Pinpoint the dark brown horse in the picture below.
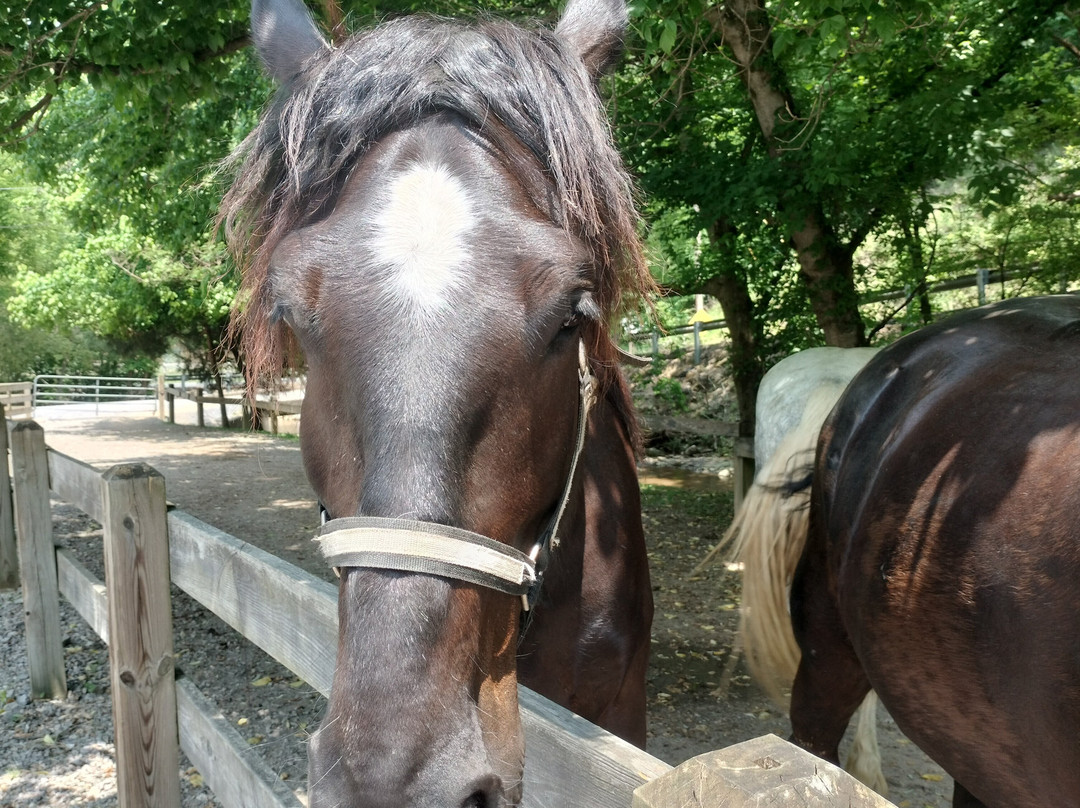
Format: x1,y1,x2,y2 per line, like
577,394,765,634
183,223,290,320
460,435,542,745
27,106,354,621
219,1,653,805
744,295,1080,807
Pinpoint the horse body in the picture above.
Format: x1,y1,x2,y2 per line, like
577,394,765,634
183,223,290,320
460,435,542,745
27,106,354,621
721,347,886,792
791,296,1080,807
222,2,652,805
753,346,880,468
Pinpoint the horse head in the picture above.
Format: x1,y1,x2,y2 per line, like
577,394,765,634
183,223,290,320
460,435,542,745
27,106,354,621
222,0,650,804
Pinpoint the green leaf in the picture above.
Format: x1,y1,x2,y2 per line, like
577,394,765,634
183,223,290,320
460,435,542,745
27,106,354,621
773,28,795,59
658,19,677,54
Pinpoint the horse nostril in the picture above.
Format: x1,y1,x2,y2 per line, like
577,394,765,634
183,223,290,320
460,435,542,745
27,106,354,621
460,775,502,808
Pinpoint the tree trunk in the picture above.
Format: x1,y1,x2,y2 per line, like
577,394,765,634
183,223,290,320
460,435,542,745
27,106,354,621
713,0,866,347
704,218,764,438
701,271,760,438
213,369,229,429
900,216,933,323
789,216,865,347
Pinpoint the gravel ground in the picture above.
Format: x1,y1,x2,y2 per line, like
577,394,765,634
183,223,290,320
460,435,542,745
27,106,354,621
1,403,952,807
1,502,323,808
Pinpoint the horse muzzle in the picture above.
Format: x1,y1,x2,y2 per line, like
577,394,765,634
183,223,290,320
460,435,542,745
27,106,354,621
306,704,522,808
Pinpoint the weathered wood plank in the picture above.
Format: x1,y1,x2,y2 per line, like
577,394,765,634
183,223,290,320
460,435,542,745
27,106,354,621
0,382,33,417
639,414,738,439
167,509,673,804
166,510,339,695
519,686,672,808
53,541,304,808
632,734,897,808
733,436,755,513
101,463,181,808
1,405,18,589
176,678,304,808
48,449,104,523
56,547,109,644
10,420,66,699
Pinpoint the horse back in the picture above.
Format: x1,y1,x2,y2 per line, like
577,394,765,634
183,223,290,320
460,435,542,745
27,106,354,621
813,296,1080,805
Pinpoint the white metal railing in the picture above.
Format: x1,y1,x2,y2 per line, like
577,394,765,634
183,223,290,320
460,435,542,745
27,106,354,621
32,375,157,411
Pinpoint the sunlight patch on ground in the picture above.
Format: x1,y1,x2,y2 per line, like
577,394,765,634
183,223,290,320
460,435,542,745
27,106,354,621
0,744,117,805
266,499,315,510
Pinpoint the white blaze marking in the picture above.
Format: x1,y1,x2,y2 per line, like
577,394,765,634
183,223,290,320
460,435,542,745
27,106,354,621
372,164,474,314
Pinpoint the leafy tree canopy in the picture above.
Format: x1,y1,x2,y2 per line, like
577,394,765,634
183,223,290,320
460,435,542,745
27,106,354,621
2,0,1078,429
620,0,1079,324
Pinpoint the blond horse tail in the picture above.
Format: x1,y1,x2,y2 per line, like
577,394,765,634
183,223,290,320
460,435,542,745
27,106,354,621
726,388,838,706
725,384,887,795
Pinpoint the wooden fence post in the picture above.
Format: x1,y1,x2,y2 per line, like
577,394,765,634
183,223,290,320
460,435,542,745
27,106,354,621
732,436,755,514
10,420,66,698
101,462,181,808
1,404,19,589
633,734,896,808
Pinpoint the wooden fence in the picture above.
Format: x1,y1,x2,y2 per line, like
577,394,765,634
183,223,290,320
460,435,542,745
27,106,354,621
627,267,1047,364
0,381,32,418
3,406,892,807
160,384,301,435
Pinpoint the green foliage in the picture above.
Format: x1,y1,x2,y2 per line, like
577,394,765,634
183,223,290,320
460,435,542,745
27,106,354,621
8,221,235,365
3,0,1079,396
653,376,689,412
0,2,251,145
619,0,1080,343
937,147,1080,291
0,318,154,381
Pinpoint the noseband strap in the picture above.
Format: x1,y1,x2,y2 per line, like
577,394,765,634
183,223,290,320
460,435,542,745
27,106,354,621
314,340,598,615
316,517,537,596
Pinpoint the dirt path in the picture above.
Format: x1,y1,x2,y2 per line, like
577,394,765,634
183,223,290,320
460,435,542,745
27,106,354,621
37,404,325,575
3,406,952,807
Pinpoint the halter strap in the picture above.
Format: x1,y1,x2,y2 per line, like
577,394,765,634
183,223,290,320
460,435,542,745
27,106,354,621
314,340,598,616
317,517,536,596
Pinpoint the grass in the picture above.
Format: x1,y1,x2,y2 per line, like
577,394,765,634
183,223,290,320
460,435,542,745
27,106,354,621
640,484,734,524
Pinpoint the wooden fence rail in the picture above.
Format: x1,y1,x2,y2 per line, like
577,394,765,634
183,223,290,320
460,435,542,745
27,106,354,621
0,381,32,418
625,267,1048,364
9,417,892,807
161,385,301,434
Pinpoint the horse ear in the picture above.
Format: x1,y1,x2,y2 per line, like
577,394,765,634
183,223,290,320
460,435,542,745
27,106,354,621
555,0,629,78
250,0,328,83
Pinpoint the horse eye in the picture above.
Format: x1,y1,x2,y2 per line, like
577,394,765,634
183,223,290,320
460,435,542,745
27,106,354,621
269,303,289,326
562,291,598,332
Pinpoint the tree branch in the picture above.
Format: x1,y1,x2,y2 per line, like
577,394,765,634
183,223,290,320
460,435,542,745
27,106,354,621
1053,33,1080,63
3,92,52,137
841,208,884,259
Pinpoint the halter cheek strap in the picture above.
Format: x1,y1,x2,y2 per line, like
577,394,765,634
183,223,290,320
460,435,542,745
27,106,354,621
314,340,598,617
